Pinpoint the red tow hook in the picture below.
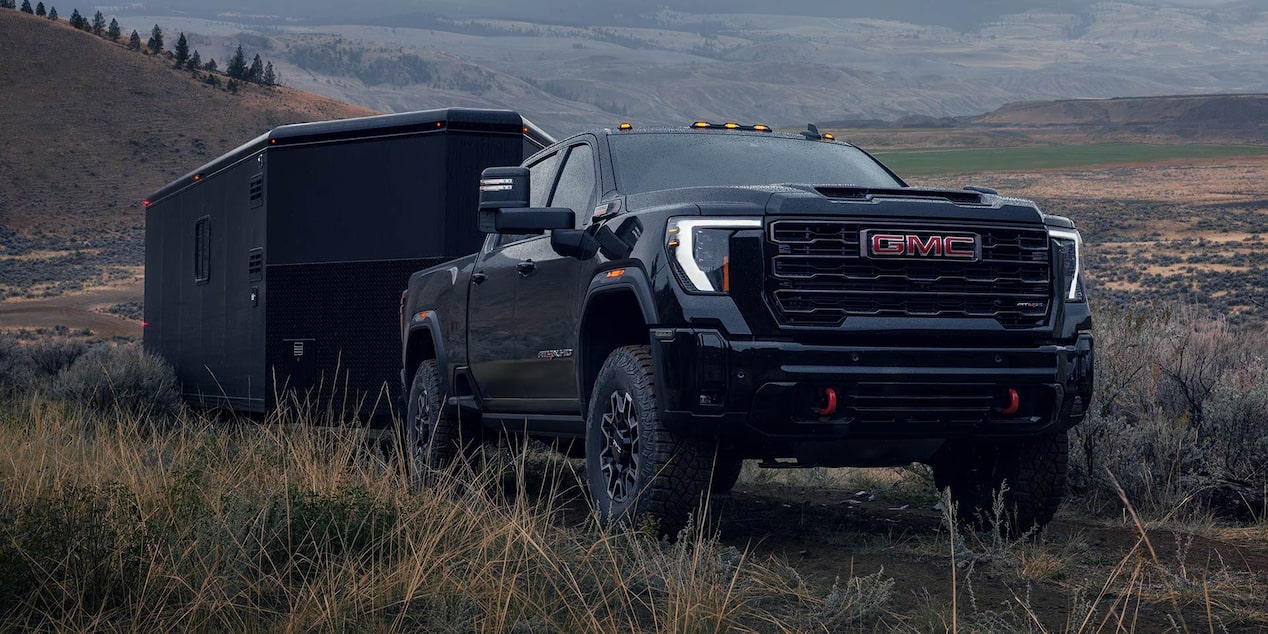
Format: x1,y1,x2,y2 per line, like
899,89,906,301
817,388,838,417
996,388,1020,416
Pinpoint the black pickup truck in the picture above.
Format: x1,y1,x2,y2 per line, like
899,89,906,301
400,122,1093,535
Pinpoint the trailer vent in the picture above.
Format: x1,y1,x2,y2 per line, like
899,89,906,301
249,174,264,208
247,248,264,282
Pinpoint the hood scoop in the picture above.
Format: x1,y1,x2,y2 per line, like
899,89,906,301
813,186,988,206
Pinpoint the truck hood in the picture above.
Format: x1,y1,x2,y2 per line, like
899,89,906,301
623,184,1046,224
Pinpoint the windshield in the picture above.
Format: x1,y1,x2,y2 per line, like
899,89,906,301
608,133,903,195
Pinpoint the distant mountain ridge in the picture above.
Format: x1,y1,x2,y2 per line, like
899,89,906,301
111,0,1268,135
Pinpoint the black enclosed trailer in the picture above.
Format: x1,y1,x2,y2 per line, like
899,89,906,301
143,108,553,421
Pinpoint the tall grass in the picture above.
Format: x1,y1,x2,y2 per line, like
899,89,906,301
0,394,890,631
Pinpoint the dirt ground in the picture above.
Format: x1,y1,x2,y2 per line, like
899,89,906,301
714,476,1268,632
0,280,141,338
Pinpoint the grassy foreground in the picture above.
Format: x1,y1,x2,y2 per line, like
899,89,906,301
0,400,888,632
871,143,1268,176
3,301,1268,631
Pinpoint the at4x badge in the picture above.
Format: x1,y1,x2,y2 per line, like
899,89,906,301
537,348,575,360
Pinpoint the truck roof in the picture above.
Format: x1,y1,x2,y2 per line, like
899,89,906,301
146,108,553,206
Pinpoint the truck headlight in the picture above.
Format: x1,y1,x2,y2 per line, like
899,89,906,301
1048,228,1085,303
666,217,762,293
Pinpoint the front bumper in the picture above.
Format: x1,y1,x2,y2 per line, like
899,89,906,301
650,328,1093,459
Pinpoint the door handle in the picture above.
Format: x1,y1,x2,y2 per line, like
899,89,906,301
471,272,488,285
516,259,537,276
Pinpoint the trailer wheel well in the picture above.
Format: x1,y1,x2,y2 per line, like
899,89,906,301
579,290,649,410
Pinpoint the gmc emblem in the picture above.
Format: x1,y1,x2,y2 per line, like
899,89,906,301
862,231,979,260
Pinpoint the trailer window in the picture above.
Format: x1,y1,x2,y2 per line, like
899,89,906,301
194,217,210,284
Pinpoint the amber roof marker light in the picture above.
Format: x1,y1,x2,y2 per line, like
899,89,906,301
688,121,774,132
618,122,633,130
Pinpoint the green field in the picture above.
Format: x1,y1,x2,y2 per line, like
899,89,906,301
869,143,1268,176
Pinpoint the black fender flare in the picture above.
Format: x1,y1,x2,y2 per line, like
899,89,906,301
576,267,658,407
402,310,448,396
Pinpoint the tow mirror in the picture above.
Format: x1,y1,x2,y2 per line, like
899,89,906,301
478,166,529,233
496,208,575,233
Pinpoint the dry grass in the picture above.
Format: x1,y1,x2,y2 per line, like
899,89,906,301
0,396,899,632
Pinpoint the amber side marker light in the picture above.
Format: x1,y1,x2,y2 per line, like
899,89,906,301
823,133,836,141
606,269,626,278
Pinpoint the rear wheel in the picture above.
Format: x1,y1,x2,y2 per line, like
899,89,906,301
403,359,480,482
586,345,714,536
932,431,1068,537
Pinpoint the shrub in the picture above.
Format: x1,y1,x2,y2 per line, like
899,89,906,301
1070,302,1268,518
53,344,179,419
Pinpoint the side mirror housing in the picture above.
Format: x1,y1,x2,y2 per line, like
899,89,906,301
479,166,530,233
495,208,576,233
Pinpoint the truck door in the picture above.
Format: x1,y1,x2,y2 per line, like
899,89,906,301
509,141,597,410
466,150,561,410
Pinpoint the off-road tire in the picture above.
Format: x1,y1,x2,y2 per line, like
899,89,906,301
932,431,1068,537
403,359,480,482
586,345,714,537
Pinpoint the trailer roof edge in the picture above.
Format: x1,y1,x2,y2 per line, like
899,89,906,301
146,108,555,207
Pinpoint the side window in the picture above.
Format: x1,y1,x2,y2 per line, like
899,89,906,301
529,152,561,207
494,151,561,248
548,144,596,228
194,216,210,284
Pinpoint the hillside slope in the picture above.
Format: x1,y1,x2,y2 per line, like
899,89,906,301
978,94,1268,138
0,9,376,242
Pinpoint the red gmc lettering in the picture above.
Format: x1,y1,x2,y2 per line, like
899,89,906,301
944,236,976,258
867,233,977,259
871,234,905,255
907,235,941,256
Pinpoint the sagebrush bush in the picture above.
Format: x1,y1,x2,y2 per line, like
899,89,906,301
0,335,87,395
52,344,179,418
1071,302,1268,517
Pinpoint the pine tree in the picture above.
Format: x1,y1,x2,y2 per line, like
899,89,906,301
205,58,217,73
91,11,104,35
107,18,120,41
127,29,141,51
262,61,276,86
188,50,201,71
47,5,57,20
226,78,239,94
69,9,87,29
34,2,44,16
173,32,189,68
20,0,32,13
247,53,263,83
0,1,13,10
147,23,162,54
226,45,247,80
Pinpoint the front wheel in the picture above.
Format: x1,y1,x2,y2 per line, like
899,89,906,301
932,431,1069,537
585,345,714,536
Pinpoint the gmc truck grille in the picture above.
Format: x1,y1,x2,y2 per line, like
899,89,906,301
766,220,1052,327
